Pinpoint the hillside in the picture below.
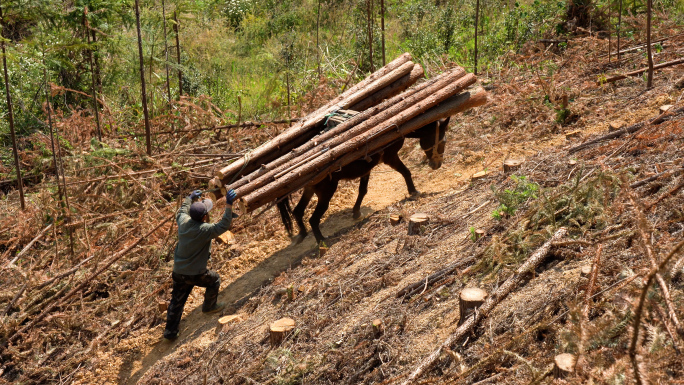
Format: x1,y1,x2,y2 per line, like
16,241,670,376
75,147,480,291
1,3,684,385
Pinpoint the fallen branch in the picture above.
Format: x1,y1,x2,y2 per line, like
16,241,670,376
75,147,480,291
630,165,683,189
400,227,567,385
3,215,172,346
568,106,684,154
599,57,684,85
3,222,54,269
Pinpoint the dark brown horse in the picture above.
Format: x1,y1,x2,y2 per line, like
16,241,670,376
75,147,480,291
278,117,450,243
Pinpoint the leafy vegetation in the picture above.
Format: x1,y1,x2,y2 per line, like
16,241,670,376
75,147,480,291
491,174,539,219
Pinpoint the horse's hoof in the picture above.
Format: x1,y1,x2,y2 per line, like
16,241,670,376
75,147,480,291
352,210,362,220
294,233,307,244
408,191,421,200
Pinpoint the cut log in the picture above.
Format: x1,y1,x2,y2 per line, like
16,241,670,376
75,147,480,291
471,170,491,180
503,159,523,173
408,213,429,235
269,317,296,346
599,57,684,85
234,68,470,201
228,66,439,195
553,353,576,378
372,319,384,338
390,214,402,226
158,301,168,313
565,130,582,140
458,288,487,325
215,314,240,335
239,79,484,212
349,63,425,112
216,55,414,184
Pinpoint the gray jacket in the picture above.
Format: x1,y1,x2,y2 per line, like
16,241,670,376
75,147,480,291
173,197,233,275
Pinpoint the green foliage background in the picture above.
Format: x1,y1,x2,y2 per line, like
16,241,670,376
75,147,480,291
0,0,680,168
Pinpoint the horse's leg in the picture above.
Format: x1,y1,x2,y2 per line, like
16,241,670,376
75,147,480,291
292,186,314,244
352,174,370,220
383,147,419,196
309,179,339,243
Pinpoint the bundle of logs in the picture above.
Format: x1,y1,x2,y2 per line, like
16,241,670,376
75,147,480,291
207,53,487,212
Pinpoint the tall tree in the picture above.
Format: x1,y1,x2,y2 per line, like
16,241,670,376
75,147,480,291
474,0,480,75
174,9,182,98
0,2,25,210
162,0,171,108
84,7,102,141
367,0,373,72
134,0,152,155
646,0,653,87
380,0,385,66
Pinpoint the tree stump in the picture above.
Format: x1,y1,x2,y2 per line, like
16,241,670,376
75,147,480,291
371,319,384,339
608,120,625,131
269,317,296,346
158,301,168,313
458,288,487,325
660,104,673,114
553,353,576,378
215,314,240,335
568,159,577,166
473,228,486,240
408,213,429,235
389,214,402,226
580,265,592,278
319,243,329,258
503,159,524,173
217,230,235,245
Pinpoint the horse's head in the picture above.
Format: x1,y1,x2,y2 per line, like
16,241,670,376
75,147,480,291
419,117,450,170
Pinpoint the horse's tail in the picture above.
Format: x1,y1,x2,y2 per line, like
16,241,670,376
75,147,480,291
277,197,294,235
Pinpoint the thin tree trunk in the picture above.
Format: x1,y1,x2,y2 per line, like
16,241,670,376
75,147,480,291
608,0,612,62
134,0,152,155
0,3,25,210
316,0,321,78
148,36,155,118
474,0,480,75
617,0,622,60
43,52,62,203
646,0,653,87
162,0,171,109
90,31,103,95
174,9,182,98
380,0,385,66
84,8,102,141
367,0,373,72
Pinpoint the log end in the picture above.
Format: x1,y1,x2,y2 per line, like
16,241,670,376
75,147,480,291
408,213,429,235
553,353,576,378
390,214,403,226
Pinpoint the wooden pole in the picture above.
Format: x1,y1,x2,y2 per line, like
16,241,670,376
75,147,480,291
0,3,25,210
134,0,152,156
174,9,183,98
84,7,102,142
646,0,653,88
367,0,373,72
162,0,172,109
316,0,321,78
617,0,622,60
380,0,385,66
474,0,480,75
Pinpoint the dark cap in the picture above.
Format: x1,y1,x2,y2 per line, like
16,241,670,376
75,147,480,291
189,198,213,222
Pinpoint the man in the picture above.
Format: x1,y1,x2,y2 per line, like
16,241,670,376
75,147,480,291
163,188,237,340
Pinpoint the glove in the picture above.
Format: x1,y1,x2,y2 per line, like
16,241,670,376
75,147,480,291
189,190,202,200
225,189,237,205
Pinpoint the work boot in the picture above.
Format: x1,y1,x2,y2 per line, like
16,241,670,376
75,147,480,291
202,302,225,314
163,329,179,340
